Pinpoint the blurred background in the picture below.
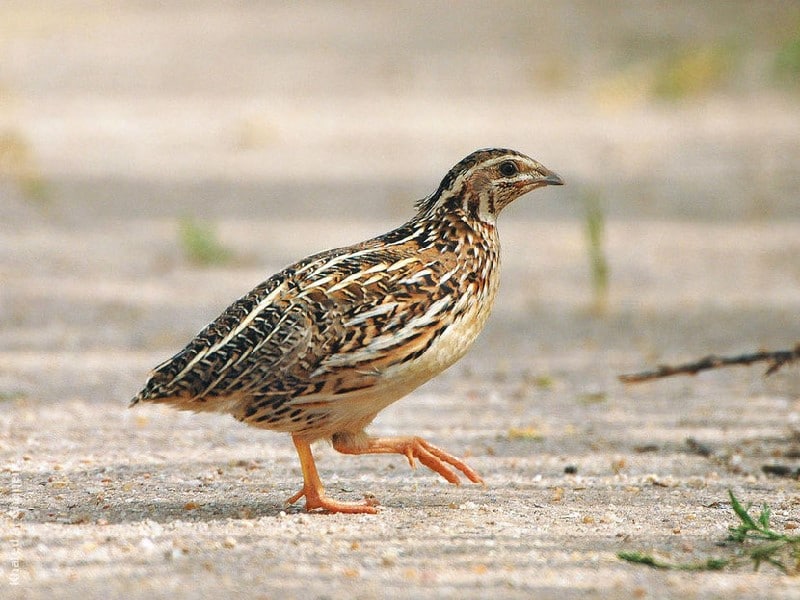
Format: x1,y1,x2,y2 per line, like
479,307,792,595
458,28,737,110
1,1,799,401
4,6,800,594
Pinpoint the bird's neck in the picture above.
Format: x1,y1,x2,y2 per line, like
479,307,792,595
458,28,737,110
396,210,499,272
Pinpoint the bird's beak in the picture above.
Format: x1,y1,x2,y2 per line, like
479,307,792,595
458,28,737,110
541,170,564,186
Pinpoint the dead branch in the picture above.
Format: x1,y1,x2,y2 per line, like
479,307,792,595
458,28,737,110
619,344,800,384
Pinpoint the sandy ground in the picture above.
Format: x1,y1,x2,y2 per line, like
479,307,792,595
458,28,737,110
2,2,800,599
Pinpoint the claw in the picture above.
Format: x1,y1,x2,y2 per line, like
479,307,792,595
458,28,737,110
291,434,379,514
286,487,378,514
334,435,483,486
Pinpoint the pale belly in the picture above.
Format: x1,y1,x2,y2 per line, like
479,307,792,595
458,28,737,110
284,267,502,438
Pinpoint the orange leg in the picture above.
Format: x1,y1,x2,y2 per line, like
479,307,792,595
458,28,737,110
286,434,379,514
333,435,484,486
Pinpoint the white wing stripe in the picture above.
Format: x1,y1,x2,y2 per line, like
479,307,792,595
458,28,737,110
343,302,398,327
169,282,286,384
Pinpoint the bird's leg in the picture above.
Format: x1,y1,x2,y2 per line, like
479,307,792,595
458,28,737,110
286,434,379,514
333,434,484,486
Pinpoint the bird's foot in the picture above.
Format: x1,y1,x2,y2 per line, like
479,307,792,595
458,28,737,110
289,434,379,514
334,435,484,486
285,486,379,514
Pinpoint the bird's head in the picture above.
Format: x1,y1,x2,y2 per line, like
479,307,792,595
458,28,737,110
416,148,563,222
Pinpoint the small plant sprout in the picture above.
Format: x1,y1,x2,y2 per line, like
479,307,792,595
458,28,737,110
582,189,609,314
178,217,235,267
619,490,800,574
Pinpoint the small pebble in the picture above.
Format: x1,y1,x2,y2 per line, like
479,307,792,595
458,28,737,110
138,538,156,555
762,464,797,478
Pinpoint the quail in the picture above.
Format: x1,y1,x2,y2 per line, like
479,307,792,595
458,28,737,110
132,148,564,513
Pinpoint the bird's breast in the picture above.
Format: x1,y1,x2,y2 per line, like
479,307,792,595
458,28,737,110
380,248,501,386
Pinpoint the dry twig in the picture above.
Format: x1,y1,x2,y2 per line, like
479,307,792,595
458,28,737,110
619,344,800,384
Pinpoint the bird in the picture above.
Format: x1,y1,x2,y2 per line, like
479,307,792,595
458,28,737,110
131,148,563,514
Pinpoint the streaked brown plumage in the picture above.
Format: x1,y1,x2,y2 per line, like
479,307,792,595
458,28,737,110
132,148,563,513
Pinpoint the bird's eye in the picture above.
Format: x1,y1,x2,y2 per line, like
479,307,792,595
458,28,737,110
499,161,517,177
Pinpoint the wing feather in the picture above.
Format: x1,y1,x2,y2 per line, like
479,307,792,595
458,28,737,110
132,234,463,410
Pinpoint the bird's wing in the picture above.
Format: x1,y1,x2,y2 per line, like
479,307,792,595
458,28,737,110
133,238,464,408
131,272,309,405
289,246,466,396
